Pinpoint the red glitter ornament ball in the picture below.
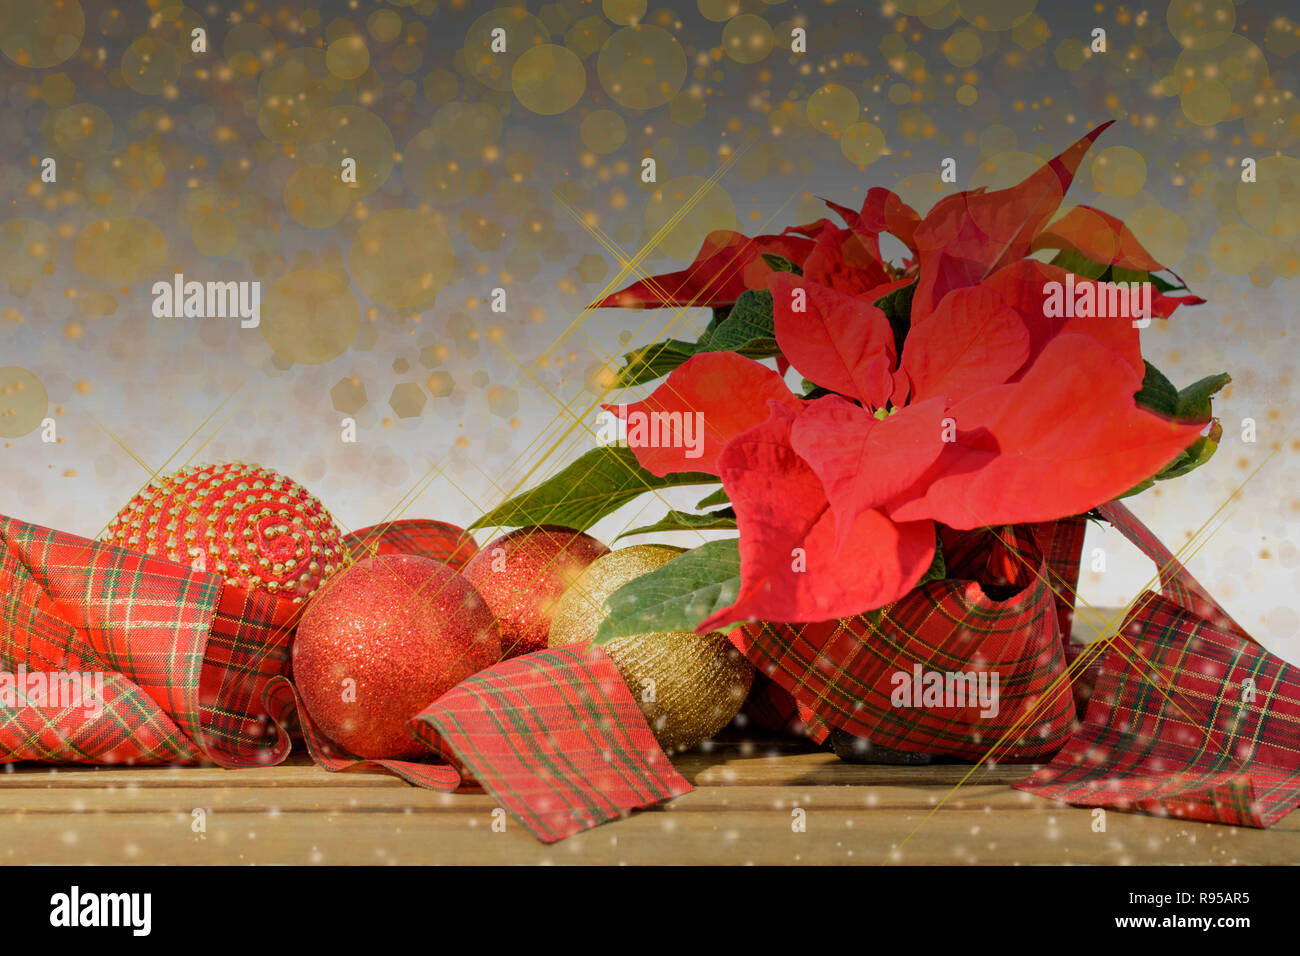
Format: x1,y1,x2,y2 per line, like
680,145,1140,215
462,525,609,659
104,462,348,603
293,554,501,760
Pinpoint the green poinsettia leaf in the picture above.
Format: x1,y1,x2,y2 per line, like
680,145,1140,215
1156,421,1223,480
695,487,730,509
468,445,716,532
1118,477,1156,498
700,289,775,349
614,337,781,387
1135,362,1230,424
594,538,742,644
1111,266,1183,294
1133,361,1180,417
1118,421,1222,499
1049,249,1109,281
612,290,780,387
614,338,704,388
761,253,801,275
873,280,915,357
615,508,737,541
1049,251,1186,293
1173,372,1232,421
706,306,728,335
1123,365,1228,498
917,537,947,587
800,378,833,399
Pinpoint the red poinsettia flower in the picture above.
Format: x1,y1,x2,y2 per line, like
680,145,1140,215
615,266,1202,628
607,122,1209,630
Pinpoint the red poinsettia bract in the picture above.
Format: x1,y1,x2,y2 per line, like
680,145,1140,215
607,123,1206,630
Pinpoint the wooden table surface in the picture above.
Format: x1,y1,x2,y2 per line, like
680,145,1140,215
1,729,1295,865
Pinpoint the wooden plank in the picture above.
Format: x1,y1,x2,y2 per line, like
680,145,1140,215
0,752,1044,792
0,753,1295,864
0,783,1040,814
0,792,1293,865
0,757,406,790
677,751,1040,787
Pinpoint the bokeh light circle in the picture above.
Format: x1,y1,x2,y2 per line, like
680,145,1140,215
429,100,503,159
326,35,369,79
0,218,56,296
644,176,737,260
512,43,586,115
1173,34,1268,127
722,14,773,64
73,217,167,284
349,209,455,310
1237,156,1300,240
597,25,687,110
284,164,353,228
464,7,550,93
959,0,1036,31
1208,223,1266,275
121,36,180,95
841,121,886,166
0,367,48,439
224,22,274,78
257,48,340,144
1091,145,1147,198
580,109,627,153
698,0,742,21
604,0,646,25
1167,0,1235,50
261,269,360,365
806,83,859,136
0,0,83,68
300,105,395,199
49,103,113,155
1127,205,1189,265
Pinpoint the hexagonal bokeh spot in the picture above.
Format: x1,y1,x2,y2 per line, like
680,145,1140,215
392,357,410,374
389,382,427,418
426,371,454,397
419,343,448,369
486,384,518,418
330,376,367,415
576,252,607,284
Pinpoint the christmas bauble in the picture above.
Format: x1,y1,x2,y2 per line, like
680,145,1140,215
462,525,609,658
105,462,348,604
549,545,755,754
292,553,501,759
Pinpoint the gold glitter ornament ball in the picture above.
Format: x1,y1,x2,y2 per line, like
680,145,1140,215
549,545,754,753
104,462,349,603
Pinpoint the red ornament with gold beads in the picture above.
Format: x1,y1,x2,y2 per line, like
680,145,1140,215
104,462,349,603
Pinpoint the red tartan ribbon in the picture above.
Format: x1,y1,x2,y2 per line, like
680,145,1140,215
1013,501,1300,828
0,515,688,843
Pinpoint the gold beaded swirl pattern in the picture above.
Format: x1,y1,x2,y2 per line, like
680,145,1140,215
104,462,350,602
